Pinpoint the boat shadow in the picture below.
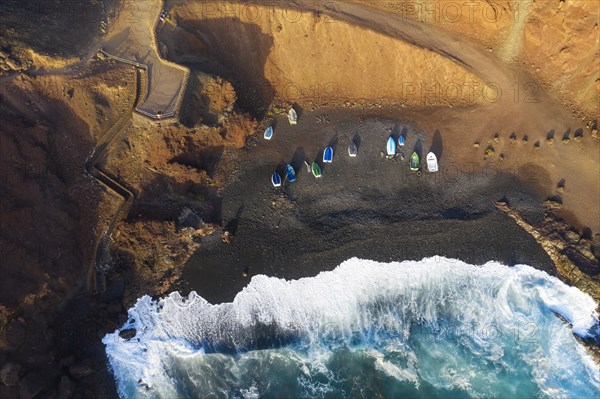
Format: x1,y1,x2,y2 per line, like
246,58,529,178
225,204,245,235
292,103,304,121
327,134,338,151
276,159,287,174
414,138,423,160
291,147,306,174
401,127,408,141
314,150,324,169
429,130,443,161
353,133,362,151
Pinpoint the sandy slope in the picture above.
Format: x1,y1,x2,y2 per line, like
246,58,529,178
352,0,599,118
162,0,599,232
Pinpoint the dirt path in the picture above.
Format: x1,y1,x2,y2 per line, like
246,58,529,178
83,69,145,292
100,0,188,118
1,0,189,119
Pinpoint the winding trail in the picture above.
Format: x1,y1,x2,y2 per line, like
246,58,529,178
82,0,188,292
79,0,187,292
84,68,146,292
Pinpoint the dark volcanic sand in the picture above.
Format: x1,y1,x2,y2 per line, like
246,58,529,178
182,110,554,304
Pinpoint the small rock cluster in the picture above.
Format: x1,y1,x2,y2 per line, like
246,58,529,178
0,49,31,74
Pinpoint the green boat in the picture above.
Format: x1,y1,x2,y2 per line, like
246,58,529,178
312,162,322,178
410,152,420,171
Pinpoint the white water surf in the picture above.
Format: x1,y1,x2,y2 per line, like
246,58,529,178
103,257,599,398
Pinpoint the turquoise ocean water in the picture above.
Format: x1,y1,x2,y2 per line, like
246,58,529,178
104,258,599,398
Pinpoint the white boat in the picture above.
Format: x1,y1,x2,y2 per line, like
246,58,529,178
426,152,438,172
264,126,273,140
288,108,298,125
348,142,357,157
386,136,396,157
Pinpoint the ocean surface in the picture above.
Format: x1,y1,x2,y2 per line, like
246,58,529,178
103,258,599,399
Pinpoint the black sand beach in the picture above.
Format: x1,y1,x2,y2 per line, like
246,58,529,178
182,110,555,303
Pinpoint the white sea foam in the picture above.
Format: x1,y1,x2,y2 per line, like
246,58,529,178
103,257,599,398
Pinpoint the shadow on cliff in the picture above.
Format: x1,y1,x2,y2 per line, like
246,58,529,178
160,17,275,120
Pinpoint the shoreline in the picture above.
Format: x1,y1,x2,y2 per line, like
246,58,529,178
181,112,559,303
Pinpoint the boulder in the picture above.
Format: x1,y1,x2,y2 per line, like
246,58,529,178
58,375,75,399
591,235,600,258
221,231,233,244
5,57,22,71
564,230,580,243
0,362,22,387
18,372,47,399
580,246,596,261
544,199,563,210
2,319,26,351
178,208,204,229
119,328,137,340
69,360,94,379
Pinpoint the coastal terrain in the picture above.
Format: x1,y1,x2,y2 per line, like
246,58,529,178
0,0,598,397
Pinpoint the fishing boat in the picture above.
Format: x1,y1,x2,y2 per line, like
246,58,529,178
410,152,420,171
288,108,298,125
323,147,333,163
386,136,396,157
427,152,438,172
348,142,358,157
285,164,297,182
271,172,282,187
263,126,274,140
312,162,322,178
398,134,405,146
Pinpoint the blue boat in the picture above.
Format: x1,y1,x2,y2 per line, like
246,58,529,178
264,126,274,140
386,136,396,157
323,147,334,163
398,134,405,146
271,172,282,187
285,165,297,182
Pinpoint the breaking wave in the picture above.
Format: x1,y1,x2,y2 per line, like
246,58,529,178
103,257,599,398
